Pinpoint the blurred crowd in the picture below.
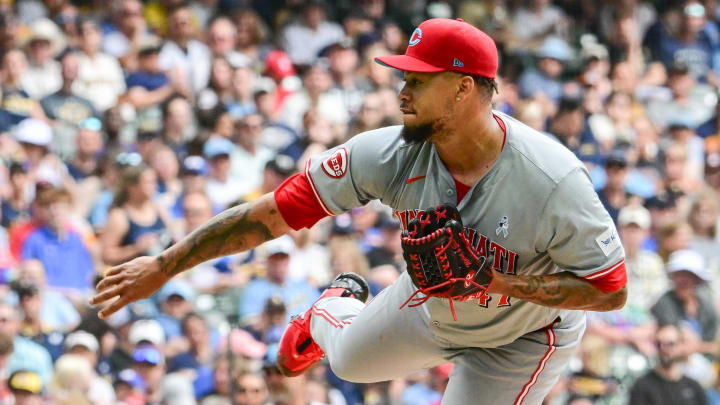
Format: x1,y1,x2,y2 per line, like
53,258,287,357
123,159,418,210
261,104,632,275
0,0,720,404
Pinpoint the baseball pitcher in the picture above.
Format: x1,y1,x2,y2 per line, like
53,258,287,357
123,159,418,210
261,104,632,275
92,18,627,405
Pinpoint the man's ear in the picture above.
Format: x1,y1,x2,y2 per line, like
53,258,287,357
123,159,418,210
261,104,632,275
455,75,475,102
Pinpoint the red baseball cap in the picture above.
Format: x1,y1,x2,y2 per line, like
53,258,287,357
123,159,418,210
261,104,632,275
375,18,498,79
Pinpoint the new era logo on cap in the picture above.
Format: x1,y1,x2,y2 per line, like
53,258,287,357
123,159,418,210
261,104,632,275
374,18,498,79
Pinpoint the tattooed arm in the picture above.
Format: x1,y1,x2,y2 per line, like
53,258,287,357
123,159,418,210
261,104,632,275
486,272,627,312
91,193,291,318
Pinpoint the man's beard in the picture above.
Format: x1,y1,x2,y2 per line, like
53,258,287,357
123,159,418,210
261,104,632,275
400,122,435,144
658,353,681,369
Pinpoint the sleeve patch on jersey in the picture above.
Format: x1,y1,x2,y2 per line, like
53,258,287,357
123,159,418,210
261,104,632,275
595,227,620,256
321,147,348,179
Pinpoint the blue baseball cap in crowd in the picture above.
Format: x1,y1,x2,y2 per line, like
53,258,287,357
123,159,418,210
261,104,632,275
536,36,573,62
157,280,195,302
181,155,207,176
605,148,628,167
132,346,164,366
203,137,234,159
78,117,102,131
114,368,147,391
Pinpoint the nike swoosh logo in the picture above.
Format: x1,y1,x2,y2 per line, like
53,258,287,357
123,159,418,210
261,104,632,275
406,175,426,184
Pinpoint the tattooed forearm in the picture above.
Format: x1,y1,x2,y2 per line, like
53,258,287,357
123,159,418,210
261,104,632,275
490,272,627,312
158,193,288,277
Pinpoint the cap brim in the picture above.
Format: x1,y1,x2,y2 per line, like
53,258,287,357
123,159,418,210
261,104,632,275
374,54,445,73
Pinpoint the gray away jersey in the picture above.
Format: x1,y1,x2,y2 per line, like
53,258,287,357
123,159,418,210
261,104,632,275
304,111,625,348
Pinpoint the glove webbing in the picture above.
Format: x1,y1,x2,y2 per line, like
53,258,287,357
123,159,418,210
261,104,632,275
400,228,488,321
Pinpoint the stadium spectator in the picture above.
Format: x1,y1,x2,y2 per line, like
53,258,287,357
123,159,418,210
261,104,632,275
279,0,345,67
100,164,171,265
158,4,211,94
75,17,126,112
22,20,62,100
7,370,44,405
20,187,94,293
518,36,572,105
652,249,718,354
645,1,716,80
628,324,709,404
40,50,96,129
240,235,320,324
0,302,53,385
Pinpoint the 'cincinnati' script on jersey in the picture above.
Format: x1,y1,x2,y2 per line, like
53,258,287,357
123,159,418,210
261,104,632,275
394,209,519,276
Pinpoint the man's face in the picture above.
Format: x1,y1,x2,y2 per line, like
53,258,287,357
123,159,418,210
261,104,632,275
138,53,160,72
656,326,682,367
46,200,70,233
303,66,332,94
19,261,46,288
166,98,191,130
162,295,191,319
208,20,235,55
538,58,563,78
234,374,268,405
169,9,193,40
185,317,207,346
134,362,164,390
210,155,230,179
29,40,52,64
19,292,41,318
119,0,144,33
80,22,101,53
664,149,687,182
60,53,78,81
77,129,102,156
398,72,459,144
618,223,646,249
266,253,289,284
605,162,628,188
304,6,325,28
183,194,212,232
329,48,358,75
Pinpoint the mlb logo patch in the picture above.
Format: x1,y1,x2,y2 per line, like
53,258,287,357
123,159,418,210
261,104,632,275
321,147,349,179
595,227,620,256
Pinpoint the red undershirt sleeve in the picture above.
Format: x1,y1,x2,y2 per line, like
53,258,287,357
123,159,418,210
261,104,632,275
274,172,332,230
582,259,627,292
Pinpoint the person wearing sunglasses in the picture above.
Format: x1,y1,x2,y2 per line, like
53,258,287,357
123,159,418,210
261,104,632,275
628,324,708,405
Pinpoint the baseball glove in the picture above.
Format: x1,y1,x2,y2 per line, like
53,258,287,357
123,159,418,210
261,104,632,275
400,204,493,320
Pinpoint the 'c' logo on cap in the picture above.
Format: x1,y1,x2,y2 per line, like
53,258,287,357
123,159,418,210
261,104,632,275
408,28,422,46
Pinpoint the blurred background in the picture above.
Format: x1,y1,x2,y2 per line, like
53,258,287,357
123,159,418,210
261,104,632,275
0,0,718,404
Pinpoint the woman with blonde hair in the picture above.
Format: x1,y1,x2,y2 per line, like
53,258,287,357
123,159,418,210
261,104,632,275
689,188,720,276
328,237,369,280
100,164,172,265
